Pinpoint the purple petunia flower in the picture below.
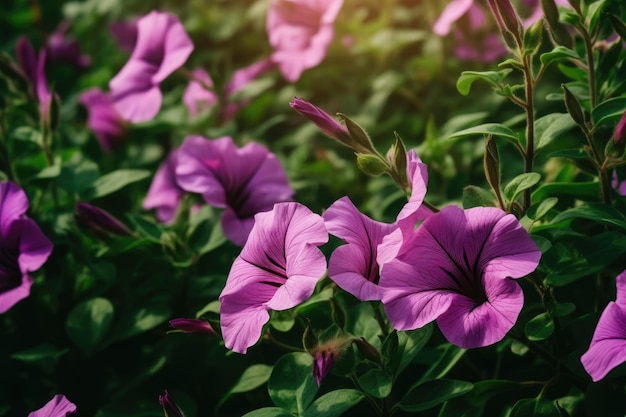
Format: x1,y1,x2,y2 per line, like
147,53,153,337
175,136,293,246
28,394,76,417
267,0,343,82
0,182,53,314
79,88,127,152
109,18,139,53
183,68,218,118
46,22,91,69
109,10,194,123
219,202,328,353
313,349,336,386
323,196,397,301
379,205,540,349
581,270,626,381
143,149,186,224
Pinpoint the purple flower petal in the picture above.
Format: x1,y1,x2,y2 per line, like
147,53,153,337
380,205,540,348
324,196,396,301
220,202,327,353
143,149,186,224
109,18,139,52
581,302,626,382
46,22,91,69
267,0,343,82
28,394,76,417
183,68,217,118
396,150,431,228
176,136,293,246
15,36,38,86
79,88,126,152
289,97,352,147
109,11,194,122
433,0,475,36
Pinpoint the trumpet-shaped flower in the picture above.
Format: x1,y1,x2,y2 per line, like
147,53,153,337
109,11,193,122
183,68,218,118
176,136,293,246
324,196,397,301
143,149,186,224
79,88,126,152
581,270,626,381
267,0,343,82
0,182,53,314
28,394,76,417
220,202,328,353
380,205,540,349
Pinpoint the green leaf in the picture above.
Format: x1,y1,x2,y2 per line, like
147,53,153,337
83,169,151,200
456,70,511,96
531,181,598,203
66,297,114,355
462,185,497,209
552,302,576,317
551,203,626,231
504,172,542,203
241,407,294,417
10,343,68,364
439,380,526,417
358,369,392,398
270,310,296,332
540,46,580,67
535,113,578,152
525,197,558,221
268,352,318,415
108,296,170,343
525,312,555,341
445,123,520,146
303,389,364,417
419,344,466,384
399,379,473,412
591,97,626,126
218,364,273,409
396,325,433,375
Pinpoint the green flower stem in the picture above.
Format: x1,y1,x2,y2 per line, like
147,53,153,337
522,54,536,211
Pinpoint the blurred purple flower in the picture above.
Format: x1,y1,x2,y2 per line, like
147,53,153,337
612,171,626,196
219,202,328,353
183,68,218,118
380,205,540,349
289,97,352,148
433,0,476,36
46,22,91,69
75,202,132,237
79,88,127,152
0,182,53,314
581,270,626,381
109,11,194,123
176,136,293,246
15,37,54,122
159,390,185,417
222,58,275,121
143,149,186,224
267,0,343,82
324,196,397,301
109,18,139,53
169,318,216,335
28,394,76,417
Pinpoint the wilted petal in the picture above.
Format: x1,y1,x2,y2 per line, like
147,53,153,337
220,202,327,353
581,302,626,381
324,196,396,300
28,394,76,417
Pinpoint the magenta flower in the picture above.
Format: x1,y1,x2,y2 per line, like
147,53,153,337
267,0,343,82
581,270,626,381
0,182,53,314
176,136,293,246
395,150,431,228
75,202,132,237
289,97,353,148
313,349,336,386
612,171,626,196
323,196,397,301
79,88,127,152
109,11,194,123
28,394,76,417
219,202,328,353
109,18,139,53
143,149,186,224
183,68,218,118
46,22,91,69
15,37,53,122
433,0,476,36
169,318,216,335
380,205,540,349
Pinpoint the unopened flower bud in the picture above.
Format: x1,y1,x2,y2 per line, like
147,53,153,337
289,97,352,147
353,337,382,365
313,348,337,386
486,0,522,47
169,318,216,335
614,111,626,145
75,202,133,237
159,390,185,417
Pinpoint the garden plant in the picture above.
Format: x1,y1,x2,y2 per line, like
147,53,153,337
2,0,626,416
